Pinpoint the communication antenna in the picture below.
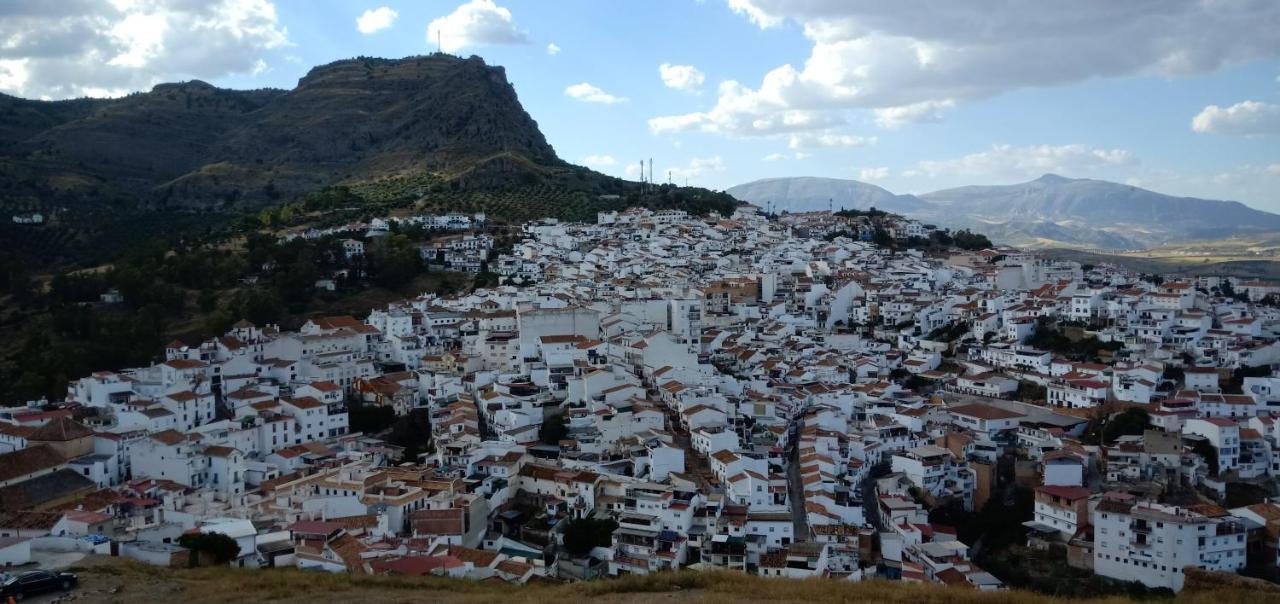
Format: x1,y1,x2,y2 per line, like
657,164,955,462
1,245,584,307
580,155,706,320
668,170,672,185
437,30,442,54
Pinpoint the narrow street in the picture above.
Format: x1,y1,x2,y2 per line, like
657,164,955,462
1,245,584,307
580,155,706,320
862,461,891,532
786,436,811,541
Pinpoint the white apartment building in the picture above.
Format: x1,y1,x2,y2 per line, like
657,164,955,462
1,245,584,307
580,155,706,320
1093,496,1247,591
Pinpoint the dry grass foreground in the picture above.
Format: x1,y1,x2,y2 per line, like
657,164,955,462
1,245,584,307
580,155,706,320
60,555,1277,604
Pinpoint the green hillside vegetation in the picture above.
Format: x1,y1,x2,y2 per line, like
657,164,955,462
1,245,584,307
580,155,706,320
0,226,469,403
0,54,738,275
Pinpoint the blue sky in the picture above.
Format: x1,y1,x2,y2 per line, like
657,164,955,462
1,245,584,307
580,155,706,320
1,0,1278,208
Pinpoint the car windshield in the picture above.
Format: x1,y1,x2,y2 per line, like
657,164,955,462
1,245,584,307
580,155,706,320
1,576,18,586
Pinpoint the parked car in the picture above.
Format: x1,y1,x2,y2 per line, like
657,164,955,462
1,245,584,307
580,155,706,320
0,570,78,601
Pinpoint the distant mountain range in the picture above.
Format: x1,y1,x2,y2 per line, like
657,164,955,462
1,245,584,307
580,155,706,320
726,174,1280,250
718,176,932,215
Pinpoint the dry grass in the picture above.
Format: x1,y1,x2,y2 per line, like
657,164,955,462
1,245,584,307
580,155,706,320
64,556,1276,604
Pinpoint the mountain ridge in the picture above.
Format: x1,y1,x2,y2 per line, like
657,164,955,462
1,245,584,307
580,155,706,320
727,173,1280,250
0,54,567,211
725,175,932,214
0,54,737,271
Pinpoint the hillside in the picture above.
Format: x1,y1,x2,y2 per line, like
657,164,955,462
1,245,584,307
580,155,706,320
726,174,1280,250
0,54,736,270
0,55,563,210
52,555,1280,604
919,174,1280,249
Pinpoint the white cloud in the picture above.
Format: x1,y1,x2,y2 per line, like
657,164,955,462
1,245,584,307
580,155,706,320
659,63,705,92
565,82,627,104
1268,163,1280,175
763,153,788,161
874,99,955,128
651,1,1280,138
427,0,528,53
793,152,812,160
788,132,875,149
859,167,889,180
1191,100,1280,135
665,156,725,184
0,59,30,93
581,154,617,167
727,0,783,28
0,0,288,99
908,144,1135,182
356,6,397,34
546,42,561,55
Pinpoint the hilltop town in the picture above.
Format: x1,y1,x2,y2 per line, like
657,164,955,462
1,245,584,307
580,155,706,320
3,205,1280,596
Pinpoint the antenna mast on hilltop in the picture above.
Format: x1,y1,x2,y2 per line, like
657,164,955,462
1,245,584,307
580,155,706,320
437,30,442,54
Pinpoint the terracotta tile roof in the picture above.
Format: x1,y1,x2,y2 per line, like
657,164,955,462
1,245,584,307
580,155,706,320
0,445,66,483
411,508,465,536
150,429,187,446
27,416,95,442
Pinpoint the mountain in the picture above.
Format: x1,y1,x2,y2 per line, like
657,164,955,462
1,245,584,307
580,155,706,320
726,174,1280,250
725,176,933,214
0,54,736,270
0,54,565,210
918,174,1280,249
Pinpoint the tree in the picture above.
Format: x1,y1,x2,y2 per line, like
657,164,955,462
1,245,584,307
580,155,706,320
369,233,421,291
1191,439,1219,477
928,230,954,248
904,374,931,392
952,229,993,250
1016,381,1047,402
1085,407,1150,445
473,264,500,289
178,531,241,566
348,399,396,435
540,412,568,445
275,259,321,311
561,517,618,557
872,227,894,248
387,408,433,462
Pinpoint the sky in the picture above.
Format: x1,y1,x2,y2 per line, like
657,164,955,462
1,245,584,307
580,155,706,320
1,0,1279,209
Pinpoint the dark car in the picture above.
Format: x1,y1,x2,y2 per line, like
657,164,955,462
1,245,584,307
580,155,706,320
0,570,78,601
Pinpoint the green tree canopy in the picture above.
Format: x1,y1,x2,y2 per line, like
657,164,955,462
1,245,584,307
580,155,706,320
562,517,618,557
178,532,241,565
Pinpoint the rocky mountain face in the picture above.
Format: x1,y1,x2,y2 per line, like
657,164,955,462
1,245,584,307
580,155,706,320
0,54,564,210
728,174,1280,249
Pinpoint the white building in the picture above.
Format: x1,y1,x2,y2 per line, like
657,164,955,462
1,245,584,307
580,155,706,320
1092,496,1246,591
